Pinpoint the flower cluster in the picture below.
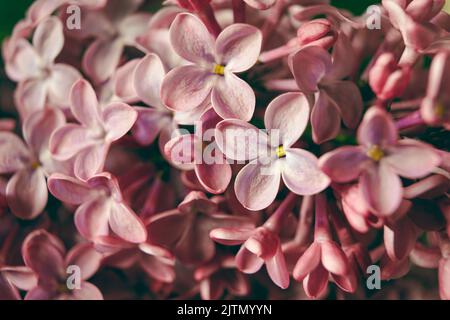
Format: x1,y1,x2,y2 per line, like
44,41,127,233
0,0,449,300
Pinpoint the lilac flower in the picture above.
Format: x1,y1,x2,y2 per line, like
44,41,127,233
319,107,441,216
216,92,330,211
50,79,137,181
161,13,262,121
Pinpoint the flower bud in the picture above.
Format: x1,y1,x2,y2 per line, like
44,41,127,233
297,19,337,50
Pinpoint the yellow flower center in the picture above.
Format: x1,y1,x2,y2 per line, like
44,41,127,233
276,145,286,158
31,161,40,170
213,64,225,76
367,145,384,162
435,101,446,118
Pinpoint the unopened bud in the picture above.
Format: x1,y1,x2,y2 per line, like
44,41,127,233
297,19,337,50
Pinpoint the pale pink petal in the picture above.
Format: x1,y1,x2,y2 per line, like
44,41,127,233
32,17,63,64
74,198,110,240
118,13,151,44
0,132,31,173
209,227,254,245
70,282,103,300
303,263,329,298
15,79,47,118
164,134,200,166
215,119,268,161
243,0,276,9
289,46,332,93
195,162,232,194
169,13,215,64
132,107,169,145
161,65,214,112
0,266,38,291
47,173,92,205
211,73,255,121
113,59,139,103
5,39,41,81
102,102,137,142
25,286,55,300
49,125,95,161
215,24,262,73
235,246,264,274
264,92,310,148
282,148,330,196
357,107,398,148
74,143,108,181
6,168,47,220
70,79,101,127
318,146,369,183
384,140,441,179
83,38,123,83
133,53,166,107
320,241,349,276
311,90,341,144
266,247,290,289
66,243,103,280
234,159,280,211
109,202,147,243
360,162,403,216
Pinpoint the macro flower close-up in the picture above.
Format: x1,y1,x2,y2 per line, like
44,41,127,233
0,0,449,305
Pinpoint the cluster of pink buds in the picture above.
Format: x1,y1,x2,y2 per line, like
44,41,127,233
0,0,449,300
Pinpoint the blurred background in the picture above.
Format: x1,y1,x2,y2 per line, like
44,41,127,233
0,0,449,43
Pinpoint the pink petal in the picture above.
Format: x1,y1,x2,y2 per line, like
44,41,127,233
282,148,330,195
215,24,262,73
0,266,38,291
161,65,214,112
439,258,450,300
5,39,41,81
384,140,441,179
289,46,332,93
102,102,138,142
113,59,139,103
25,286,54,300
139,255,175,283
66,243,103,280
109,202,147,243
293,242,322,281
0,132,30,173
147,209,190,248
357,107,398,148
235,246,264,274
82,38,123,83
303,263,329,299
70,79,101,127
50,124,95,160
70,282,103,300
264,92,310,148
215,119,268,161
318,146,369,183
195,162,232,194
243,0,276,9
133,53,166,107
118,13,151,44
132,107,169,145
200,279,225,300
360,162,403,216
74,198,110,240
169,13,215,64
311,90,341,144
6,168,47,220
211,73,255,121
209,227,254,245
234,159,280,211
320,241,349,276
74,143,108,181
164,134,200,166
266,247,290,289
32,17,63,64
47,173,92,205
0,273,21,300
384,217,417,261
410,244,441,268
15,79,47,118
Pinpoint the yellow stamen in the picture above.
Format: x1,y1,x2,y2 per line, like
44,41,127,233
367,145,384,162
31,161,40,170
213,64,225,76
435,101,446,118
276,145,286,158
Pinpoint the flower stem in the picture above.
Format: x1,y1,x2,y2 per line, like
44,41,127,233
294,195,314,245
232,0,246,23
314,193,332,241
190,0,222,37
395,110,425,130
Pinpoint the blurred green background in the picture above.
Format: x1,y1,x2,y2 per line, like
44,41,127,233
0,0,449,42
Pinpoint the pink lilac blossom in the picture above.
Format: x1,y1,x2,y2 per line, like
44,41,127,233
0,0,448,301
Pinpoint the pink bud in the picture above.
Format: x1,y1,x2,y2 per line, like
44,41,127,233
297,19,337,50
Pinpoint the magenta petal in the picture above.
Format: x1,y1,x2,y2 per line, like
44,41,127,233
6,168,47,220
102,102,137,142
360,163,403,216
266,247,290,289
215,24,262,73
74,198,110,240
161,65,214,112
234,160,280,211
47,173,92,205
290,46,332,94
318,146,369,183
109,202,147,243
235,246,264,274
357,107,398,148
264,92,310,148
169,13,215,64
211,73,255,121
384,140,441,179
